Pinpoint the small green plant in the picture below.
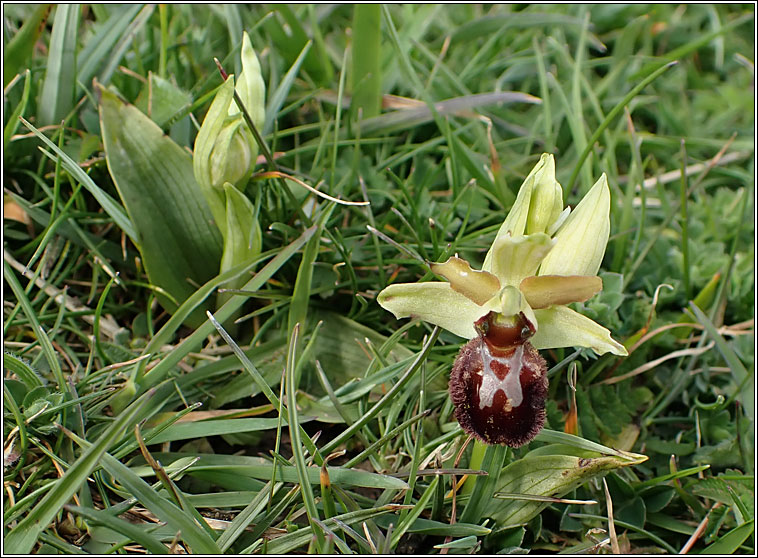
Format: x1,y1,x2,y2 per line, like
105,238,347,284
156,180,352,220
2,4,753,554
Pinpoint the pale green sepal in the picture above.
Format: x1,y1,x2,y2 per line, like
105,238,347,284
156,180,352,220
233,32,266,132
193,76,235,226
531,305,627,356
539,174,610,277
377,282,495,339
487,233,555,287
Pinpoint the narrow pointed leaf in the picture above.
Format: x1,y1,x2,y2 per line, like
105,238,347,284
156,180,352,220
2,389,156,554
3,4,52,87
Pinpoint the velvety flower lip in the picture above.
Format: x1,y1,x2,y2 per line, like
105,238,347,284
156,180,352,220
376,154,627,357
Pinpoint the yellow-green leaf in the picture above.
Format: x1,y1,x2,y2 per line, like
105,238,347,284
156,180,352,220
485,449,647,525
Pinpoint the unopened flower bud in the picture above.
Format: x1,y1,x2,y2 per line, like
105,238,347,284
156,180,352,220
193,32,265,229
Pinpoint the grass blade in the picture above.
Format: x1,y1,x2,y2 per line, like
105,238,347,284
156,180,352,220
139,224,316,389
98,452,221,554
3,4,52,86
264,40,311,135
19,116,137,240
76,4,142,91
3,387,156,553
65,505,169,554
4,69,32,144
38,4,80,126
351,5,382,120
286,323,325,550
689,303,753,421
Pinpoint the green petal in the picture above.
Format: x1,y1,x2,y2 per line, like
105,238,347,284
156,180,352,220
487,232,554,286
430,256,500,305
520,275,602,309
530,305,627,356
377,282,495,339
539,174,610,277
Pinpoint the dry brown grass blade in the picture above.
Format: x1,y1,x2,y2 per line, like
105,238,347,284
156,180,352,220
600,342,715,385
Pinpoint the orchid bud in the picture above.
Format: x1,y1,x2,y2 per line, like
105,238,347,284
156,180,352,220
193,32,265,230
208,117,256,192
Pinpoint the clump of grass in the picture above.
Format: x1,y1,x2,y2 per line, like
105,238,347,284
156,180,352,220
3,4,754,554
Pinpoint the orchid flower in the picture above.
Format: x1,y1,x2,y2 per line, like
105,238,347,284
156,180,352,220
376,154,627,446
377,153,627,358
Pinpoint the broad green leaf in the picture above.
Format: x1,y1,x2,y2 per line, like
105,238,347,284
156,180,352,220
135,73,193,129
311,312,415,393
2,388,155,554
38,4,80,126
484,450,647,526
98,86,223,324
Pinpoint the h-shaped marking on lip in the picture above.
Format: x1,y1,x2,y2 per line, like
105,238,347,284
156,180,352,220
477,343,525,410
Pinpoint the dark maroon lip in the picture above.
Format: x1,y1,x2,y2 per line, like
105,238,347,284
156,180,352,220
449,311,548,447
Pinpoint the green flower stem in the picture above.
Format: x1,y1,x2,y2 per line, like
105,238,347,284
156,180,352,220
679,140,691,300
461,439,487,496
